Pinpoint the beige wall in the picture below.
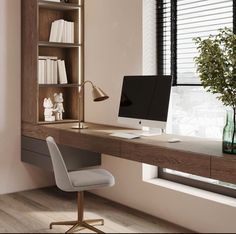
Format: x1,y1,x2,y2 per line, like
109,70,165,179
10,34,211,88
0,0,54,195
84,0,236,233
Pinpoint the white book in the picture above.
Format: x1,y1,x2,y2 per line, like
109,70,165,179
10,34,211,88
59,20,74,43
51,59,55,84
67,21,70,43
57,20,65,43
62,21,68,43
51,60,54,84
53,60,58,84
58,60,68,84
68,22,72,43
46,59,51,84
42,60,46,84
38,60,42,84
58,60,63,84
49,21,59,42
61,60,68,84
38,60,46,84
71,22,74,43
63,21,73,43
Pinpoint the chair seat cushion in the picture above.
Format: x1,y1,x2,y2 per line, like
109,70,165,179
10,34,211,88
69,169,115,191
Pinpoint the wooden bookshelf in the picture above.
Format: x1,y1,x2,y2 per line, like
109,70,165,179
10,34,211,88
21,0,84,124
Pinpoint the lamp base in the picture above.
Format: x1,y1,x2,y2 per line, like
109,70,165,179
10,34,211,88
71,122,88,129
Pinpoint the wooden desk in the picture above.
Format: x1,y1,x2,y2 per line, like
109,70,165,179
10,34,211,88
22,122,236,184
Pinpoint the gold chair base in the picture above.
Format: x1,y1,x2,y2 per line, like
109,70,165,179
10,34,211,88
50,192,105,233
50,218,105,233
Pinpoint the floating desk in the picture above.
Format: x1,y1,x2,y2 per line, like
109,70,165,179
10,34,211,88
22,122,236,184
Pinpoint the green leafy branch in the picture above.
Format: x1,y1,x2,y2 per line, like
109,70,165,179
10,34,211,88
194,27,236,108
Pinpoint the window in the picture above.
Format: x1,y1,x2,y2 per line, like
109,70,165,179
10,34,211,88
156,0,236,196
157,0,235,85
159,168,236,198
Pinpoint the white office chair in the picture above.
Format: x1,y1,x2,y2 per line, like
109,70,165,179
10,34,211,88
46,137,115,233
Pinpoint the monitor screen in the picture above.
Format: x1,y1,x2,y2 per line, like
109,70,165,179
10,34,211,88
118,76,172,129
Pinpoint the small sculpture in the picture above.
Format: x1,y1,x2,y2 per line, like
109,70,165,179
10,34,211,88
43,98,55,122
54,93,65,121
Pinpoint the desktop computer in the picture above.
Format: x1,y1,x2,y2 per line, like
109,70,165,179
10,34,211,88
111,75,172,139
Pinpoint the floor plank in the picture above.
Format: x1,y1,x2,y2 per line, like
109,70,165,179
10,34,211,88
0,187,192,233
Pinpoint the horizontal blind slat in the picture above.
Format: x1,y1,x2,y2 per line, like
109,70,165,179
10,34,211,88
178,1,232,12
178,0,230,7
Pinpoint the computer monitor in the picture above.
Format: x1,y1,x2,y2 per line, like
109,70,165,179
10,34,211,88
118,75,172,132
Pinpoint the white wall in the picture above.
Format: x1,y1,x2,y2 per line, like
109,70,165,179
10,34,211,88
84,0,236,233
0,0,54,195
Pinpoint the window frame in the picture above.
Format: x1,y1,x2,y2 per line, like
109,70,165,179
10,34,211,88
157,0,236,86
158,168,236,198
156,1,236,196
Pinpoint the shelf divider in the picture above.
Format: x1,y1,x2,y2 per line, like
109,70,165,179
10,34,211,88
39,84,80,88
38,41,81,48
38,119,78,125
38,0,81,11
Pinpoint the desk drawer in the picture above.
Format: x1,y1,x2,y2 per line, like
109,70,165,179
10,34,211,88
22,149,53,171
22,136,101,171
22,136,49,155
211,157,236,184
121,141,211,178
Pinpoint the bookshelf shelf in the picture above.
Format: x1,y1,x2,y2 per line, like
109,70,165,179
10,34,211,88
38,119,78,125
38,0,81,11
39,84,80,88
22,0,83,124
38,41,81,48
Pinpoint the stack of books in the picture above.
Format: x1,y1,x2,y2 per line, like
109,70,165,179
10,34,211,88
49,19,75,43
38,56,68,84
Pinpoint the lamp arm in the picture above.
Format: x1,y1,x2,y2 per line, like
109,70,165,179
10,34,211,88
77,80,95,129
79,80,95,89
76,80,108,129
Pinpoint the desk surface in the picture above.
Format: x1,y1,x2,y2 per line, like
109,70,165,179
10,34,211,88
22,122,236,184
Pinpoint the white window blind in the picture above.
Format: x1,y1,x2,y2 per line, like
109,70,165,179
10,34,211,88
163,0,233,85
143,0,157,75
163,0,171,76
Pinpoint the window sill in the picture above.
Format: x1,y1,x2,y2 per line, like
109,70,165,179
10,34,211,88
144,178,236,207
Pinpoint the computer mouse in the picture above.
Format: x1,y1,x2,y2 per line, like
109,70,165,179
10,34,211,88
168,138,181,143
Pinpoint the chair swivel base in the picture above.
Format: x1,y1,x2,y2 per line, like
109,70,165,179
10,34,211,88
50,218,105,233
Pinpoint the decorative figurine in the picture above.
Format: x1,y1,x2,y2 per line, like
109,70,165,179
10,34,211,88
54,93,65,121
43,98,55,122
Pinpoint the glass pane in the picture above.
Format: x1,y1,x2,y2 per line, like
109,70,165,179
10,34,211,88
163,168,236,190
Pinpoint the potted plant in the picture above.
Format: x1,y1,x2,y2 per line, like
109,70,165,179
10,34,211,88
194,27,236,154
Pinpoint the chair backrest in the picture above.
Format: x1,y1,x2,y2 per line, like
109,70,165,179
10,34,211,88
46,137,72,192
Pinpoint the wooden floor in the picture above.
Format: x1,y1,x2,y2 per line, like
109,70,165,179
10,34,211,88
0,187,191,233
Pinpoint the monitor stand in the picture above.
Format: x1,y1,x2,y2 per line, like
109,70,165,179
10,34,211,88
137,127,164,137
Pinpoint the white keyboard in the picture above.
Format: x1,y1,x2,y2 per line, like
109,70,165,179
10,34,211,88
110,132,140,139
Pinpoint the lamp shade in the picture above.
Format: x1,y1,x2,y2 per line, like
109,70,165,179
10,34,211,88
92,86,109,102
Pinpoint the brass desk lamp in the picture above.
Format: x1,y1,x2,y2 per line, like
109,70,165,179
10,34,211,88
72,80,109,129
